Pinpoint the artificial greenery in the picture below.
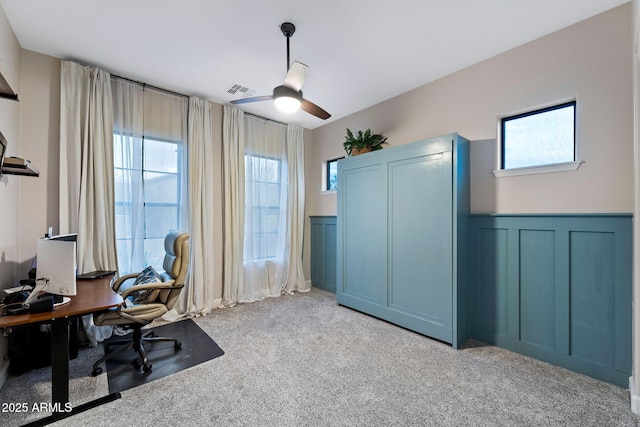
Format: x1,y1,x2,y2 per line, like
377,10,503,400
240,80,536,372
343,128,388,156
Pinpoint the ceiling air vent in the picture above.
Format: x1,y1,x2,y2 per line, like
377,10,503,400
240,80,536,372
226,84,255,97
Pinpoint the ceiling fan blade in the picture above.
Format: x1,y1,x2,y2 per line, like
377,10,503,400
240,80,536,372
230,95,273,105
284,61,308,91
301,99,331,120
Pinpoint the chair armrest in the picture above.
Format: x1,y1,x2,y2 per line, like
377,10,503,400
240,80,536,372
112,272,140,292
114,304,161,324
117,309,147,324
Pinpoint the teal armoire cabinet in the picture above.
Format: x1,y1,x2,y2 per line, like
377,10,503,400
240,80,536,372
337,133,469,348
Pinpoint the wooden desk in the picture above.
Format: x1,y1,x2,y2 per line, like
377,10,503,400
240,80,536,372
0,276,123,426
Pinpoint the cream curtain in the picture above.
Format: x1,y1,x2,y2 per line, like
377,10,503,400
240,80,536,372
283,124,310,293
221,106,245,306
111,78,144,274
60,60,118,345
144,86,189,248
59,60,118,274
221,106,308,306
166,97,217,318
242,115,288,301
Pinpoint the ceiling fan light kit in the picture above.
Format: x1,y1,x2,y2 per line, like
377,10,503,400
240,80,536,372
230,22,331,120
273,85,302,113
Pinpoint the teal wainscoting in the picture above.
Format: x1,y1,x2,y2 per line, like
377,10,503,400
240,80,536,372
310,216,337,293
469,214,632,387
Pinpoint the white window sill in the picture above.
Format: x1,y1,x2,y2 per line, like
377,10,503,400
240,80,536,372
492,160,584,178
321,190,337,195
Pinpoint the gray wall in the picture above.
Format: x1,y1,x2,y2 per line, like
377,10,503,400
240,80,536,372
305,4,633,218
0,3,22,386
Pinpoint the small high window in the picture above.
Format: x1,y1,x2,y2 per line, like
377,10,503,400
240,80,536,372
325,157,343,191
501,101,576,170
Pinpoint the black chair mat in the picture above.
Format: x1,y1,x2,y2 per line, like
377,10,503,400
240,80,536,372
103,319,224,394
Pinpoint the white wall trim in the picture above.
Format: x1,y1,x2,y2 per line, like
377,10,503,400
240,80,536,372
632,0,640,415
492,160,583,177
631,376,640,414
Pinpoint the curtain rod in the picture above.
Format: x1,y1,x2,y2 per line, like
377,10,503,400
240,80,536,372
112,72,288,127
245,112,288,127
66,59,188,98
111,74,189,99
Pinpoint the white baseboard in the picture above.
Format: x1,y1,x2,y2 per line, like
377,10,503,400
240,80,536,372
630,376,639,414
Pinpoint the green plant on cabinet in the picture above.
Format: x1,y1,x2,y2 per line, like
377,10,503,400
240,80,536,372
343,128,388,156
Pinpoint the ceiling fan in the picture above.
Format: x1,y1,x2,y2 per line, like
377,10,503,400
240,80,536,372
230,22,331,120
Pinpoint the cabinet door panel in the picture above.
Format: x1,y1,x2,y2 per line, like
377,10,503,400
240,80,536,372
388,152,453,331
341,164,386,304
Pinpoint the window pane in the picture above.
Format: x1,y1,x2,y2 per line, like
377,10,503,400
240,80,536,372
114,204,133,239
113,169,127,204
114,169,144,205
502,102,575,169
113,135,124,169
144,237,166,270
327,159,340,191
144,171,178,204
114,134,143,170
265,208,280,232
115,238,134,268
144,138,178,173
247,156,279,183
250,182,280,207
145,205,178,239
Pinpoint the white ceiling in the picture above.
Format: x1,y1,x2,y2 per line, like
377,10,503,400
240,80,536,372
0,0,629,129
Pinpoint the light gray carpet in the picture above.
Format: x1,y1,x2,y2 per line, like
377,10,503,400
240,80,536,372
0,288,637,426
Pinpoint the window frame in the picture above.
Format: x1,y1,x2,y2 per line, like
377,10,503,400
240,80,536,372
113,135,182,269
500,100,577,171
141,136,182,241
323,156,344,192
243,154,283,262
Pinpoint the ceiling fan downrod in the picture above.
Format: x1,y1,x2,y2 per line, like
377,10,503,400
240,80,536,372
281,22,296,72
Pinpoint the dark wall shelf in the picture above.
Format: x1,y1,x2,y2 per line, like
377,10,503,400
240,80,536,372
1,157,39,177
0,70,19,101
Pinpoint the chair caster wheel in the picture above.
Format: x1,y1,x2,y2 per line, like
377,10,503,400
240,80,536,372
174,341,182,349
92,367,103,377
143,364,152,373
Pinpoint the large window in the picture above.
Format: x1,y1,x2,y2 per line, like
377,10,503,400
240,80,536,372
501,101,576,170
114,135,181,270
112,80,187,274
244,155,282,262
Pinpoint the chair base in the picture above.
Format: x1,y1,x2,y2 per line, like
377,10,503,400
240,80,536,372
92,326,182,376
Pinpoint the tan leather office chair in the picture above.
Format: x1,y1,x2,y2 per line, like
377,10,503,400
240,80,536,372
91,231,189,376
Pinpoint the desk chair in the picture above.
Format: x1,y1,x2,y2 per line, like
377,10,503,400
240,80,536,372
91,231,189,376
